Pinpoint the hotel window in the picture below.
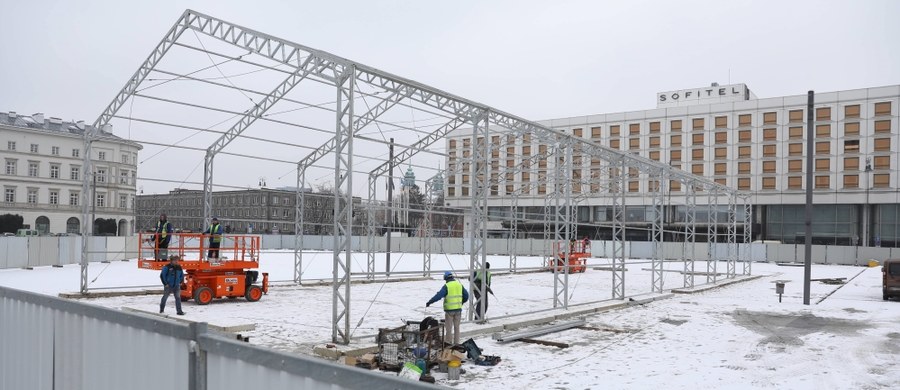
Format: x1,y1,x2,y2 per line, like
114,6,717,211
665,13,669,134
649,122,660,133
591,127,602,138
789,159,803,172
98,151,106,161
692,149,704,160
49,190,59,205
714,163,727,175
463,138,471,148
738,146,751,158
815,141,830,155
523,145,531,155
763,112,777,125
738,130,751,142
763,161,776,173
537,183,546,195
27,189,37,204
95,192,106,208
815,158,830,172
692,118,704,130
874,120,891,133
670,180,681,191
844,122,859,135
843,175,859,188
763,128,777,141
844,104,860,118
815,175,830,189
763,145,776,157
610,125,620,136
738,114,751,127
874,156,890,169
691,164,704,174
874,102,891,116
789,126,803,139
649,136,660,147
692,133,704,145
874,138,891,151
816,124,831,137
670,120,682,131
715,178,726,185
629,138,640,149
788,176,802,189
448,139,457,150
873,174,890,188
844,140,860,153
815,107,831,121
670,150,682,161
714,132,727,144
506,146,514,155
671,134,682,146
844,157,859,170
738,162,750,174
628,181,639,192
789,143,803,156
762,177,776,189
524,134,531,143
462,186,469,196
491,148,499,158
506,159,514,168
573,128,582,137
522,172,530,182
539,145,546,154
714,116,727,129
629,124,640,135
715,147,727,158
789,110,803,123
462,174,469,184
610,139,620,149
649,151,660,161
70,166,80,180
738,178,750,189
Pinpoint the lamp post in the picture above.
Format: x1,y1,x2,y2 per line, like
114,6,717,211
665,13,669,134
864,156,872,246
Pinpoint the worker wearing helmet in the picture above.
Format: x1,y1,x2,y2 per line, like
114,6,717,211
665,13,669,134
153,213,173,261
426,271,469,346
159,255,185,315
204,217,223,261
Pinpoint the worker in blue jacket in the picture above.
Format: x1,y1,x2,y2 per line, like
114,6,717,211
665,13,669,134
426,272,469,345
159,255,185,315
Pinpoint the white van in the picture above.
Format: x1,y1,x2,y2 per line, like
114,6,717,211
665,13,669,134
16,229,39,237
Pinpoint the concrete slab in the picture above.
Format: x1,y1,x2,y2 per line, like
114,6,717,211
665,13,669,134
121,307,257,333
671,275,763,294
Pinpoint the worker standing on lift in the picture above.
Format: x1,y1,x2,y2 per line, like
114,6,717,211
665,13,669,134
204,217,223,262
426,272,469,346
153,213,173,261
473,262,492,321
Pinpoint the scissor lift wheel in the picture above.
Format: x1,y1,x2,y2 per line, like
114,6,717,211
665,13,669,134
194,287,214,305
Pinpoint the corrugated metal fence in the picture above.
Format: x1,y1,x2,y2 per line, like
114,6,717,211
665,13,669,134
0,286,435,390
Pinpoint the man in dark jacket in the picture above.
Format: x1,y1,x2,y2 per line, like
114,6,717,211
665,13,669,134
159,255,185,315
426,271,469,345
153,213,173,261
472,262,492,321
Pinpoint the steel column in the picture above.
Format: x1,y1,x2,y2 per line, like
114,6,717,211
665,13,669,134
726,193,738,278
650,170,666,293
707,188,719,284
331,66,355,344
468,111,489,322
742,195,753,275
611,159,626,300
683,181,697,288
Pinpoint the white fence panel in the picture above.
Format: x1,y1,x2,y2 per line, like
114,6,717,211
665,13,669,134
5,238,27,268
485,238,507,255
824,245,857,265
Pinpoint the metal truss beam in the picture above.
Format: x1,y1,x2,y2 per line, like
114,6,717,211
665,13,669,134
468,111,489,322
332,66,356,344
707,188,719,284
683,182,697,288
726,193,738,278
422,175,437,277
742,195,753,275
551,138,573,309
611,160,626,300
650,170,666,293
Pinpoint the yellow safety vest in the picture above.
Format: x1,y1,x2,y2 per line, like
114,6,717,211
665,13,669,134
475,270,491,286
157,221,169,239
210,224,222,243
444,280,463,311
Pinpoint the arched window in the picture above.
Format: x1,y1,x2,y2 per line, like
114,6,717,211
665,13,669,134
36,216,50,235
66,217,80,234
118,219,128,236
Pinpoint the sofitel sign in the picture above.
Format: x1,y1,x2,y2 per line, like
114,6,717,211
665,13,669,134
657,83,749,107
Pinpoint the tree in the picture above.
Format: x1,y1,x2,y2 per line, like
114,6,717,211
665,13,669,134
94,218,118,235
0,214,24,233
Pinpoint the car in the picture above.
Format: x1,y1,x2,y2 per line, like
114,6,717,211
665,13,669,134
883,259,900,301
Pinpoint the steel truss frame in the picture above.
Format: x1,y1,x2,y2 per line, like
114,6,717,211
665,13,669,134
726,193,738,278
88,9,749,340
707,188,719,284
742,195,753,275
650,169,666,293
683,182,697,288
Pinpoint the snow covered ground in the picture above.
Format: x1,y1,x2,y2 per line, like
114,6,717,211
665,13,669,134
1,251,898,389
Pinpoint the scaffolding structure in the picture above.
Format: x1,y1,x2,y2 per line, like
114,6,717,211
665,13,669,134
84,9,753,345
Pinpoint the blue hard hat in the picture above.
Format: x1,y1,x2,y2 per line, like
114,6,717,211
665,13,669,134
443,271,453,280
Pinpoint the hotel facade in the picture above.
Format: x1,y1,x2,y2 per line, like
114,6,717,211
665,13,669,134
444,84,899,247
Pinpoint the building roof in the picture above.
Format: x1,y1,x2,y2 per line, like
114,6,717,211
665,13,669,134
0,111,143,149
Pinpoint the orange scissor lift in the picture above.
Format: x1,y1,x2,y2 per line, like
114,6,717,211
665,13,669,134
547,240,590,273
138,233,269,305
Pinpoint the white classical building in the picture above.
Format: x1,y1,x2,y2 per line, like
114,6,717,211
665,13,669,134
0,111,142,235
445,84,899,247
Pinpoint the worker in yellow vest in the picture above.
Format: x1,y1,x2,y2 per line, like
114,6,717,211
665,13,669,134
153,213,173,261
426,271,469,345
204,217,223,261
473,262,493,321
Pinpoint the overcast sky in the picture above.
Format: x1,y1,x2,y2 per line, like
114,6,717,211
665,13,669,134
1,0,898,194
